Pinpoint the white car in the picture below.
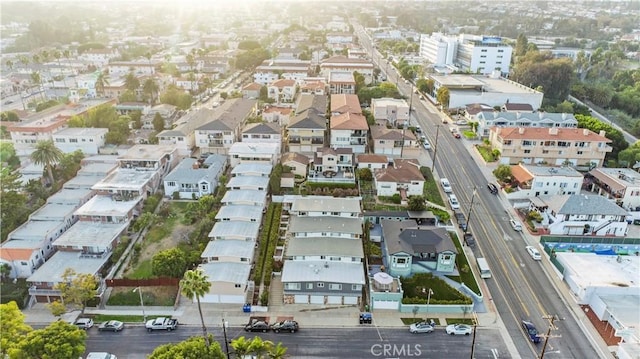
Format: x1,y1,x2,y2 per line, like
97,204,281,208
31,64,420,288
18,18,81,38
409,322,434,334
449,194,460,210
510,219,523,231
74,318,94,330
440,178,452,193
446,324,473,335
526,246,542,260
423,141,431,150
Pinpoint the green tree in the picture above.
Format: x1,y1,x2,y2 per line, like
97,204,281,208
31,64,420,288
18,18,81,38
160,85,193,110
0,111,20,122
152,248,188,278
408,195,426,211
148,335,224,359
53,268,98,315
125,71,140,92
66,115,85,128
31,140,63,185
436,87,450,109
358,168,373,181
153,112,165,132
575,114,628,160
130,110,143,129
493,164,512,183
618,141,640,167
95,71,109,97
0,302,33,358
118,89,137,103
181,269,212,345
0,142,20,168
510,51,574,101
13,320,86,359
514,33,529,57
231,336,251,358
0,165,28,241
56,150,84,182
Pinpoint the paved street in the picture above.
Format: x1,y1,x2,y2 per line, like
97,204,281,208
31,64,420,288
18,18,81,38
84,326,511,359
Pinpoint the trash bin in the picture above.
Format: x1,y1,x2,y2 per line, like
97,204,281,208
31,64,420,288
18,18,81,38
242,304,251,313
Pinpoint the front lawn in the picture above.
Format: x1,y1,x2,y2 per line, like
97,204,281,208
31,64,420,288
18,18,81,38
107,286,178,306
420,167,445,207
463,130,476,139
475,145,498,162
446,318,476,325
401,273,472,304
127,259,153,279
92,314,146,323
446,233,481,296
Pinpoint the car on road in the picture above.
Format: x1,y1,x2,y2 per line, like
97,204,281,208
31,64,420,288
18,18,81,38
510,219,523,231
521,320,541,343
423,141,431,150
446,324,473,335
440,178,452,193
448,194,460,209
270,320,299,333
359,312,372,324
454,210,467,230
526,246,542,260
463,233,475,246
98,320,124,332
487,183,498,194
415,126,422,134
145,317,178,332
3,99,14,105
86,353,118,359
409,321,434,334
74,318,94,330
452,131,461,139
244,320,270,332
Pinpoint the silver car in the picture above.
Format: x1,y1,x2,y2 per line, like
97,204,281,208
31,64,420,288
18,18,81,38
409,322,434,334
446,324,473,335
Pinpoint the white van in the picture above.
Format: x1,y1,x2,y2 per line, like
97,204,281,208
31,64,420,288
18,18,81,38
526,246,542,261
440,178,452,193
448,194,460,209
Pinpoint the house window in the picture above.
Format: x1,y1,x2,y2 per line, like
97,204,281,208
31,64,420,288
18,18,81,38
329,284,342,290
330,257,340,261
240,258,248,262
21,261,28,265
285,283,301,290
235,284,242,288
396,258,406,264
211,257,219,261
524,150,531,154
352,284,362,291
306,283,313,289
577,151,583,155
317,283,324,288
167,181,176,186
503,140,512,145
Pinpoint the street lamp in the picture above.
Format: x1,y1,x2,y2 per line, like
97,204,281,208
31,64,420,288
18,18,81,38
464,186,478,236
426,288,434,318
431,125,441,174
400,120,408,158
222,319,231,359
133,287,146,322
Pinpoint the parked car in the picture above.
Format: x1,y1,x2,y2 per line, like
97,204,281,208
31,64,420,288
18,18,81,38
521,320,541,343
463,233,475,247
510,219,523,231
487,183,498,194
446,324,473,335
423,140,431,150
526,246,542,261
409,321,434,334
244,320,270,332
86,353,117,359
74,318,94,330
448,194,460,210
454,210,467,230
98,320,124,332
145,317,178,332
440,178,452,193
270,320,299,333
453,132,461,139
359,312,372,324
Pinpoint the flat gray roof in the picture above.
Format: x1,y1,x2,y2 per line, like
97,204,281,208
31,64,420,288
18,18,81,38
164,157,225,184
54,127,108,136
281,260,365,284
201,240,255,259
27,251,108,283
63,175,105,190
118,145,175,161
228,142,280,155
47,188,93,205
231,163,273,176
226,176,269,189
30,203,77,221
77,162,118,177
208,221,260,239
74,195,140,217
221,190,267,206
289,216,363,235
286,237,363,257
291,197,361,214
215,205,263,221
9,220,63,241
524,164,583,177
92,169,156,191
54,222,128,248
198,262,251,284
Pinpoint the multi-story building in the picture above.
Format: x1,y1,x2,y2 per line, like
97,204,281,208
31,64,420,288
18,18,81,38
320,56,374,85
489,127,612,167
52,127,108,155
253,59,311,85
508,163,584,200
475,111,578,138
267,79,297,104
328,71,356,95
371,98,409,126
588,168,640,211
108,61,157,76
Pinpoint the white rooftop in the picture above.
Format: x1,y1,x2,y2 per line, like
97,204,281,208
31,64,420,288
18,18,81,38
8,220,63,241
47,188,93,205
281,261,365,284
291,197,361,214
221,190,267,206
557,252,640,290
201,240,255,259
372,98,408,107
30,202,77,221
27,251,109,283
226,176,269,189
92,169,156,191
199,262,251,284
63,175,105,190
208,221,260,240
74,195,140,217
231,163,273,176
54,127,108,136
229,142,280,155
54,222,128,249
118,145,176,161
215,205,263,221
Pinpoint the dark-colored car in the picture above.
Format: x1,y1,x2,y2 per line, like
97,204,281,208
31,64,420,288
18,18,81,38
487,183,499,194
359,312,372,324
463,233,475,247
244,321,270,333
270,320,299,333
521,320,541,343
454,211,467,231
98,320,124,332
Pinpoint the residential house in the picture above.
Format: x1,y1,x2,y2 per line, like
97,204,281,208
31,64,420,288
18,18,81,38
475,111,578,138
221,189,267,207
231,163,273,178
370,124,417,156
588,168,640,211
374,159,424,197
326,33,354,44
502,103,534,113
281,152,310,177
254,59,311,85
163,155,227,199
330,93,362,115
193,99,258,155
330,111,368,153
289,196,362,219
52,127,108,155
215,205,263,222
201,240,254,264
320,56,374,85
228,142,280,168
116,144,179,179
242,82,262,99
300,79,327,95
78,48,120,67
489,127,612,167
9,115,68,156
508,164,584,200
287,215,363,240
309,147,355,183
371,98,409,125
357,154,389,170
262,106,292,126
296,93,327,114
208,221,260,241
241,122,281,144
328,71,356,95
286,108,327,154
157,106,220,156
380,219,457,277
115,102,151,116
108,61,156,76
197,262,251,303
226,175,269,191
268,79,297,104
530,194,629,237
143,104,178,130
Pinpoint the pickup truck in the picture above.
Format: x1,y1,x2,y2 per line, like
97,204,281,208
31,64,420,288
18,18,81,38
145,317,178,332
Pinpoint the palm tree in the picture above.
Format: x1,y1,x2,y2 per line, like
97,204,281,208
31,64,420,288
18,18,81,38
181,269,211,346
231,336,251,359
52,50,67,88
142,78,159,105
30,71,45,102
267,342,287,359
31,140,63,185
95,71,109,97
124,71,140,93
248,337,272,359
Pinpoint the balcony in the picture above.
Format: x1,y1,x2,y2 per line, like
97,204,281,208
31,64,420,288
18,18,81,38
208,141,224,147
597,145,613,152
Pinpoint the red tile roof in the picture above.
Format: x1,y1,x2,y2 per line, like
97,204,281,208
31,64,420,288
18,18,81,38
492,127,610,142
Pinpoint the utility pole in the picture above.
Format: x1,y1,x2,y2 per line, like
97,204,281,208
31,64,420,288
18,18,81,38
222,319,231,359
400,121,407,158
539,315,561,359
464,186,478,236
470,312,479,359
431,124,440,173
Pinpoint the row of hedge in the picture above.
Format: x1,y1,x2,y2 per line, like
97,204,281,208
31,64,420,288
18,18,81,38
253,204,277,286
263,203,283,287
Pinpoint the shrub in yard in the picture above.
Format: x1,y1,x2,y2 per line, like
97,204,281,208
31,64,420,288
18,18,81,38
391,193,401,204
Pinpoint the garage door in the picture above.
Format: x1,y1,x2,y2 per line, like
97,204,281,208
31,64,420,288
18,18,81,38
373,300,399,310
327,296,342,305
344,296,358,305
219,295,245,304
310,295,324,304
200,294,220,303
294,295,309,304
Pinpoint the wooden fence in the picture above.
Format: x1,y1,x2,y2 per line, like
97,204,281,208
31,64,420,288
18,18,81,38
106,278,179,287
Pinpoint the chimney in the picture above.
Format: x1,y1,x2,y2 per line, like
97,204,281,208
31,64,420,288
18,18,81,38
583,129,590,136
549,127,558,135
192,161,200,169
518,127,525,135
599,130,606,137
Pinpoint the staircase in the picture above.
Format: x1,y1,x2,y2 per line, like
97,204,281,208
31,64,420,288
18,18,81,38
269,275,284,308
